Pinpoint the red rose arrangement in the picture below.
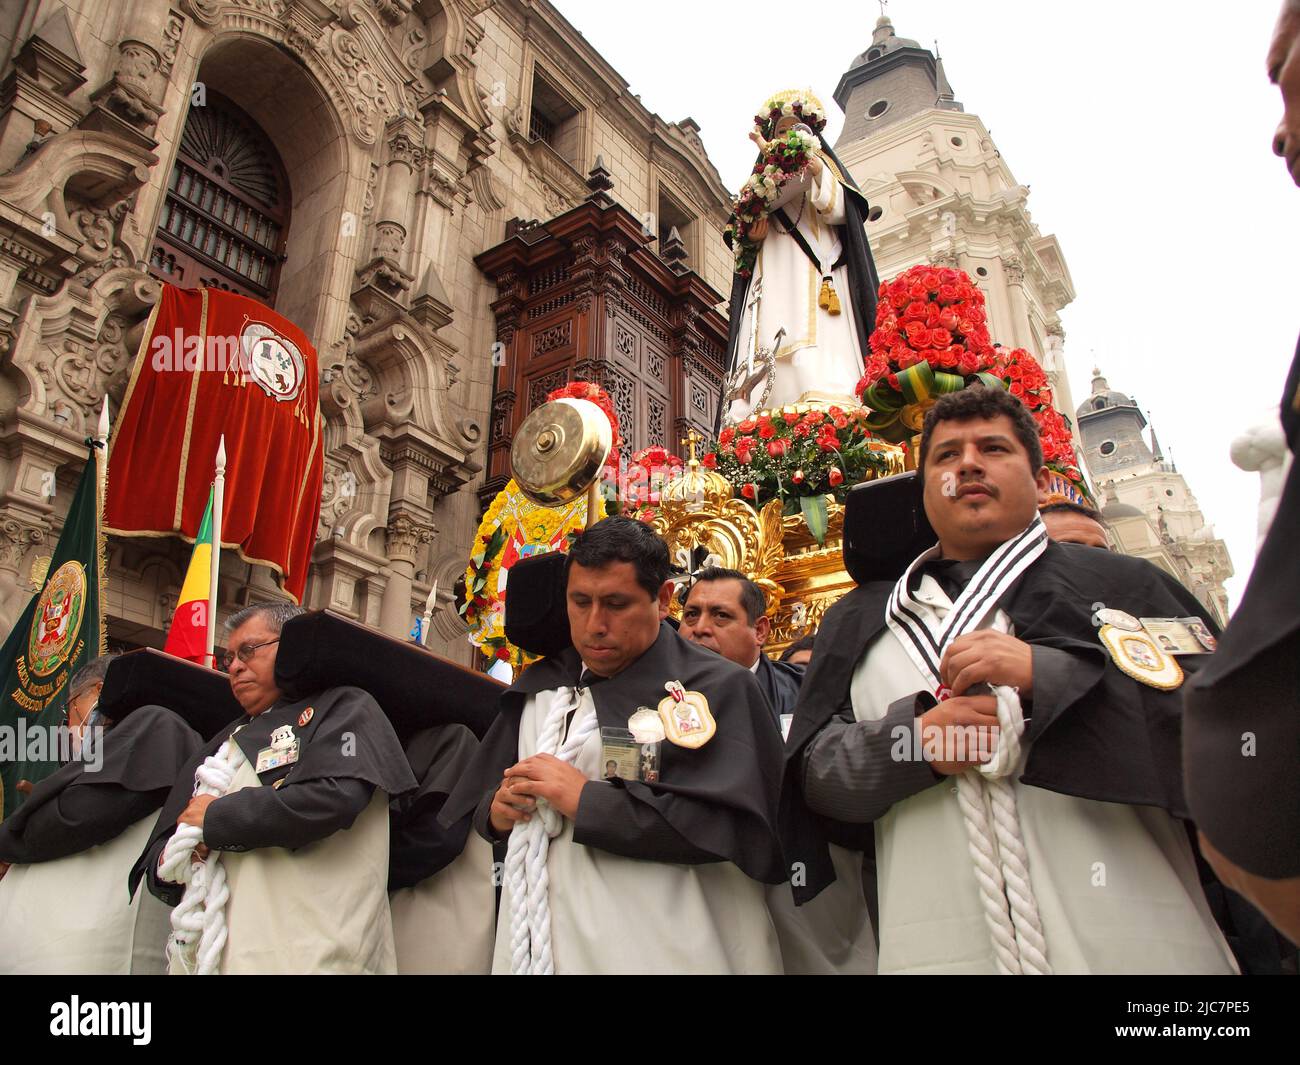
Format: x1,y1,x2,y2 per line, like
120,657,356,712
702,405,893,543
986,346,1083,485
854,265,1001,440
621,445,685,524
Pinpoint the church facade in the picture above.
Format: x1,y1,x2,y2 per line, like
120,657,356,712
0,0,733,661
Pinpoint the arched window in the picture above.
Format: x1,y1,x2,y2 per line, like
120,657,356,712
149,92,290,302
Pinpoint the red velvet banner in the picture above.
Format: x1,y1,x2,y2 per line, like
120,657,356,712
105,285,323,602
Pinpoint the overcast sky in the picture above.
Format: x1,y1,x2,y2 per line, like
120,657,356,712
552,0,1297,608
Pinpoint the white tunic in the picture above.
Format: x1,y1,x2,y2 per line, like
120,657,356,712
857,574,1238,975
767,842,877,974
216,759,397,974
491,688,782,974
730,157,864,420
0,815,172,975
390,832,496,975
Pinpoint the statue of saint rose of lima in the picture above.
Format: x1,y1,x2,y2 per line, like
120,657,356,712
721,89,881,426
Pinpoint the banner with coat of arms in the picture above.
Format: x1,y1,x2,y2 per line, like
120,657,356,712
0,444,105,816
104,284,323,602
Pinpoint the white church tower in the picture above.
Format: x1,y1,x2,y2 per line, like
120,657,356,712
832,15,1080,425
1076,370,1233,625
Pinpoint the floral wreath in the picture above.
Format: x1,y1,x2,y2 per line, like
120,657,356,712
622,445,685,524
460,381,621,667
461,479,588,666
754,88,828,140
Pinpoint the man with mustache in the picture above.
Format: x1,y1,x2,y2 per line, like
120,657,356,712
783,386,1243,973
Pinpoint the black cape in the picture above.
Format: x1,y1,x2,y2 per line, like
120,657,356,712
128,686,416,898
1183,336,1300,879
755,654,803,727
0,705,202,865
782,540,1221,904
388,723,482,891
441,621,786,884
718,137,880,434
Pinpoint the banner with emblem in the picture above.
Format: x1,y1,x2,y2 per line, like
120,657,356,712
0,444,105,816
104,284,323,602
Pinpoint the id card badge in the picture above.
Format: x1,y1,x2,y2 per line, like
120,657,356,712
599,727,640,782
599,727,661,783
1139,616,1217,655
255,742,300,774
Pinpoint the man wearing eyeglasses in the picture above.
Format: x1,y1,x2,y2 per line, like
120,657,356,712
0,655,203,973
131,603,416,974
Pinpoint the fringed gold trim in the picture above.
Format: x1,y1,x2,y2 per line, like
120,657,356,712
108,298,163,468
172,288,208,527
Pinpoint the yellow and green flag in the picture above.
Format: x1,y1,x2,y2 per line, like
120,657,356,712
163,487,214,665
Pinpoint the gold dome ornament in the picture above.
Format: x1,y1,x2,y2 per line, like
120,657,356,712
511,397,613,519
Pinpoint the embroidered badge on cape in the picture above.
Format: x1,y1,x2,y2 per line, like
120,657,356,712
1098,624,1184,690
657,680,717,749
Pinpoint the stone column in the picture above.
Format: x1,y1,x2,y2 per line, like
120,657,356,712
379,510,434,638
0,514,46,642
1001,256,1030,351
356,116,422,295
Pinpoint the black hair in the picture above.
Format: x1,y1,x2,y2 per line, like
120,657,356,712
565,516,670,600
779,634,816,662
1039,501,1105,525
681,567,768,625
919,384,1044,480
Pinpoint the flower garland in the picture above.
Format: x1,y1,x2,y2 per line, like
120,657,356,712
702,405,893,543
622,445,684,524
724,127,820,277
459,381,619,667
754,93,828,140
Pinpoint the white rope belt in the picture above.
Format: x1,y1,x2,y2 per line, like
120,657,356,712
504,687,600,975
158,737,247,976
954,676,1051,975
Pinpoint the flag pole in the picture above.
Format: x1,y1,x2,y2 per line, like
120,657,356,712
420,578,439,647
205,435,226,669
94,401,110,656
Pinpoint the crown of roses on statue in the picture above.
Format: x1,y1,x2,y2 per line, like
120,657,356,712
755,89,828,138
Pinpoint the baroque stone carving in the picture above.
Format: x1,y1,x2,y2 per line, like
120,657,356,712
386,511,435,564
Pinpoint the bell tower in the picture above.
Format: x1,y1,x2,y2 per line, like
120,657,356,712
831,15,1079,442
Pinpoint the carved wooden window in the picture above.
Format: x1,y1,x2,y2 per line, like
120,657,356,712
149,92,290,301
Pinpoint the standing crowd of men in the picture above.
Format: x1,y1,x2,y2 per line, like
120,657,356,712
0,1,1297,977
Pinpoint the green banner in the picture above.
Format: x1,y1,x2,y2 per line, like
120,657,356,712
0,445,104,818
